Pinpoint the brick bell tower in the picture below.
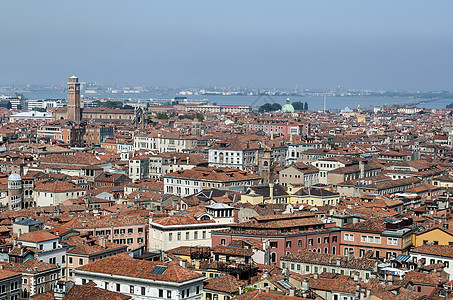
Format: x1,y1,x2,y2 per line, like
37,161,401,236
67,75,81,123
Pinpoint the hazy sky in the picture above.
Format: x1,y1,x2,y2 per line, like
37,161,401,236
1,1,453,90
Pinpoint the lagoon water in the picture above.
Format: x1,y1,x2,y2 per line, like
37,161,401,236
16,90,453,111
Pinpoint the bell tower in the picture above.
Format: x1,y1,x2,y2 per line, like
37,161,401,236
67,75,81,123
260,148,274,185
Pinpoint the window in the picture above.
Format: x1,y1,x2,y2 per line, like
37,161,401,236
167,290,172,298
141,287,145,295
69,257,73,264
194,231,198,239
286,241,291,248
308,238,313,246
79,258,83,265
130,285,134,294
116,283,120,292
105,282,108,289
344,233,354,241
270,241,278,248
169,233,173,241
159,289,164,297
221,239,226,245
128,228,133,234
202,231,206,239
332,236,337,243
305,265,310,272
314,266,318,273
196,286,200,294
317,237,321,244
298,240,302,247
387,238,398,245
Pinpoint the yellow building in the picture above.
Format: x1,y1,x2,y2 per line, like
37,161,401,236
413,227,453,247
240,184,290,205
288,186,340,207
432,175,453,188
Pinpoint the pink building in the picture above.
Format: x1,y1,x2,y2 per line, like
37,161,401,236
211,214,339,265
248,122,310,137
60,214,146,251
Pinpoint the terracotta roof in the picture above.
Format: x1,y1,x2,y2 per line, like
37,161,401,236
204,274,243,293
18,230,58,243
66,236,127,256
76,253,203,283
62,284,131,300
282,249,376,270
411,244,453,258
3,259,58,274
165,167,260,182
152,215,214,226
0,269,21,280
62,214,145,229
34,180,85,192
232,290,308,300
212,245,254,257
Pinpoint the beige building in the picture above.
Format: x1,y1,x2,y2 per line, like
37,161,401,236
279,162,319,188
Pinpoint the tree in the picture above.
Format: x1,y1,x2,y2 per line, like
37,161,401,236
258,103,281,113
156,112,169,119
304,102,308,111
32,107,46,112
122,105,134,109
292,101,304,110
196,112,204,122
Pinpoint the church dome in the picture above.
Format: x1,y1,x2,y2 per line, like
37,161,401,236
8,173,21,181
281,98,295,113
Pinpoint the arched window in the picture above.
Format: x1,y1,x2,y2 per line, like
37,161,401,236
270,252,277,264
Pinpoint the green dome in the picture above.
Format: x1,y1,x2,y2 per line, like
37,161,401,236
281,98,295,113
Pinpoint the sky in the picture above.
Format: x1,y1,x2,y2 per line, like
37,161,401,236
1,1,453,90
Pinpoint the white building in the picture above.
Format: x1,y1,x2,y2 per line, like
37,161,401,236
18,230,67,278
9,111,53,123
34,180,86,207
410,244,453,278
148,203,234,251
74,253,204,300
163,167,261,198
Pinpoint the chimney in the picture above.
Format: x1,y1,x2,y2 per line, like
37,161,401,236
269,183,274,203
355,284,360,298
99,238,106,249
301,279,309,297
348,251,354,262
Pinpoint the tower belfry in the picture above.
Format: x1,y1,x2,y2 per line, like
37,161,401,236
67,75,81,123
260,148,274,185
